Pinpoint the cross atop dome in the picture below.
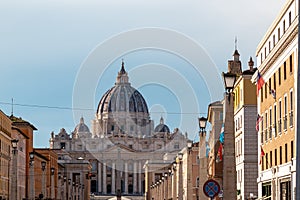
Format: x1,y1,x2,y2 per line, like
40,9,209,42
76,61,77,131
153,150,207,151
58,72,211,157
120,59,126,74
116,60,129,85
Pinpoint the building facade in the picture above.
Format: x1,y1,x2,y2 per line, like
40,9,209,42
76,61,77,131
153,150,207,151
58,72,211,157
233,58,258,199
254,0,298,199
50,62,187,198
0,110,12,199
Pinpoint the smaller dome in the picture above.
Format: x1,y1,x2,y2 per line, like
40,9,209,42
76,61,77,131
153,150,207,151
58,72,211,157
75,117,90,133
154,117,170,133
73,117,91,138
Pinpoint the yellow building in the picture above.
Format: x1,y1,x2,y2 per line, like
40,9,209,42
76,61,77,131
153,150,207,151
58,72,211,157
253,0,298,199
233,58,258,200
0,110,12,199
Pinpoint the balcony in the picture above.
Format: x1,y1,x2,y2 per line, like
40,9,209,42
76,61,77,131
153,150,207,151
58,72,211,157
278,119,282,135
283,115,287,131
289,111,293,127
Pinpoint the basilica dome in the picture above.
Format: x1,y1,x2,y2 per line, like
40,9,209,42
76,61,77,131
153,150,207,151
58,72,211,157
96,62,149,116
93,61,152,138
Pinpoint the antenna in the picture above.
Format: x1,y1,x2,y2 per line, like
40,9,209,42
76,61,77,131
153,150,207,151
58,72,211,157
11,98,14,116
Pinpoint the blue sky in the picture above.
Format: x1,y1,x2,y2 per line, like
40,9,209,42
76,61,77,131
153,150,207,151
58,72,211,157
0,0,286,147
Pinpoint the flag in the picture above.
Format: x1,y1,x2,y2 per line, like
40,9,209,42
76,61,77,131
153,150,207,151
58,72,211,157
256,71,265,95
259,146,265,165
216,143,223,163
256,114,263,132
219,124,224,144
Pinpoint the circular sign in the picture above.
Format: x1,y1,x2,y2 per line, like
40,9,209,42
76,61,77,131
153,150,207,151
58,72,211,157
203,179,220,198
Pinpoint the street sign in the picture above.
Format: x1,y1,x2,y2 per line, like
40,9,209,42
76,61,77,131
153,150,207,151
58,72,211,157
203,179,220,198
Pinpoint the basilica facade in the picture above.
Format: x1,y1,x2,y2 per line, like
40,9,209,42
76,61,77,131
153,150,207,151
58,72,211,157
49,62,187,197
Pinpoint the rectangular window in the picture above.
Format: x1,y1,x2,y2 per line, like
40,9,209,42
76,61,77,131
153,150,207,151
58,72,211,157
279,67,281,85
283,20,286,33
290,90,294,127
269,41,271,52
273,35,276,47
290,55,293,73
265,84,268,98
274,104,277,137
285,143,288,163
266,153,268,169
269,108,272,139
261,87,264,102
284,96,287,116
280,146,282,164
275,149,278,165
291,141,294,160
289,11,292,26
273,74,276,90
261,53,263,63
284,62,287,80
270,151,272,166
278,28,281,40
111,125,114,131
265,112,268,141
264,47,267,59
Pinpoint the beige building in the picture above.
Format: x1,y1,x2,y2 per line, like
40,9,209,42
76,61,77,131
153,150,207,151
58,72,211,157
253,0,298,199
233,58,258,199
10,125,29,200
206,101,223,200
50,62,187,199
0,110,12,199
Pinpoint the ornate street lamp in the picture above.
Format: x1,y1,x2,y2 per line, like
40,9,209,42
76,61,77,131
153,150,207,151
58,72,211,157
29,152,35,200
11,139,18,200
222,71,237,200
222,72,237,93
41,161,46,198
187,140,193,153
198,117,207,137
178,152,184,200
51,167,55,199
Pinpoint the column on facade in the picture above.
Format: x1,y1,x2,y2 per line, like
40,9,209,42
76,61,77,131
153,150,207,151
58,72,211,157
133,161,137,193
98,162,102,193
138,161,142,194
112,162,116,194
124,162,128,194
103,162,107,194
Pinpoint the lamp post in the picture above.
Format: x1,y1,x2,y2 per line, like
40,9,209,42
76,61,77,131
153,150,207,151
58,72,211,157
63,175,67,200
11,139,18,200
186,140,193,200
51,167,55,199
29,152,35,200
178,152,183,200
41,161,46,199
172,161,177,199
68,179,71,200
222,72,237,200
198,116,207,200
57,172,61,200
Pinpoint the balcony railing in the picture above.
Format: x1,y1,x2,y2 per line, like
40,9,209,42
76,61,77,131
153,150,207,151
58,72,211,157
269,127,272,140
273,124,277,138
278,119,282,135
264,129,268,142
283,115,287,131
289,111,294,127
